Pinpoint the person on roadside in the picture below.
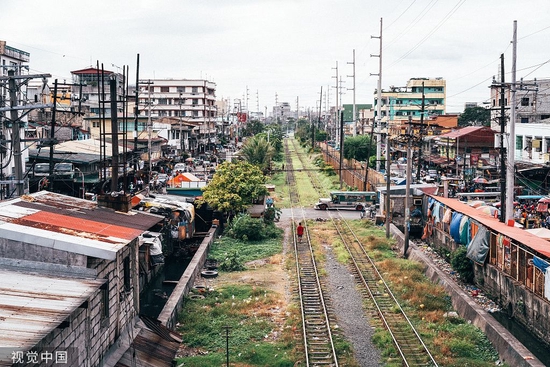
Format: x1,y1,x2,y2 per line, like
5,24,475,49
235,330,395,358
296,222,304,243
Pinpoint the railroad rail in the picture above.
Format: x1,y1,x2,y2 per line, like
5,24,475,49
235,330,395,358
285,139,339,367
289,138,438,366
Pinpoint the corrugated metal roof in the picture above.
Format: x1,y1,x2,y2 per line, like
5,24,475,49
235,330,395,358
114,317,181,367
431,195,550,258
0,191,164,260
0,268,104,363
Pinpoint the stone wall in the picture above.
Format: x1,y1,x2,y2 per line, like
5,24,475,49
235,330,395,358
0,238,86,266
158,226,218,329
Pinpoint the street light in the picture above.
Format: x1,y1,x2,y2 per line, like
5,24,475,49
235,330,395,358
75,167,85,199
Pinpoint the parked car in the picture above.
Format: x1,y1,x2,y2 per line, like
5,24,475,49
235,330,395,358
53,162,75,179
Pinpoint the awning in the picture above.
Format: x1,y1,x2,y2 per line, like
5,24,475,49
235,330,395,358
466,225,490,264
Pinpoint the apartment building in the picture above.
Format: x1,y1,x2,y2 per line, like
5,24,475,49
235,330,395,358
136,79,217,155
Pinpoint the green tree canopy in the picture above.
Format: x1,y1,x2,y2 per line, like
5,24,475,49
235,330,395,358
241,119,265,137
343,135,374,161
238,135,275,173
198,161,268,213
458,106,491,127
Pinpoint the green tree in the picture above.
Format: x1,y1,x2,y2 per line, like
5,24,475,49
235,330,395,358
238,135,275,173
458,106,491,127
343,135,374,161
241,119,265,137
198,161,268,213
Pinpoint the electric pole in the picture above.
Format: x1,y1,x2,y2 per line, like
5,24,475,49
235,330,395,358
347,49,356,136
506,21,517,223
371,18,383,172
332,62,339,145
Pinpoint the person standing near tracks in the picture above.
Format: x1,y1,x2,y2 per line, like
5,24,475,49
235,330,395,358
296,222,304,242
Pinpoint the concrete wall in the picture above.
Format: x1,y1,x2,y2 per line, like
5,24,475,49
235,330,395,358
391,225,545,367
0,238,86,266
158,226,218,329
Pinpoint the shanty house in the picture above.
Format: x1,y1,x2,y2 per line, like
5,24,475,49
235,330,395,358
0,191,166,366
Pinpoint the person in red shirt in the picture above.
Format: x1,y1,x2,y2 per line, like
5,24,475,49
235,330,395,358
296,222,304,242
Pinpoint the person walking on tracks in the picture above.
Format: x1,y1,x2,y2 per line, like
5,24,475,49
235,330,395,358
296,222,304,243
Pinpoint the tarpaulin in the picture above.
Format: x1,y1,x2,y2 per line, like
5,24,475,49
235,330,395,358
466,225,490,264
450,212,463,244
533,256,550,272
460,216,471,245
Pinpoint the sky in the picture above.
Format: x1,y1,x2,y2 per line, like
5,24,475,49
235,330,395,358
2,0,550,115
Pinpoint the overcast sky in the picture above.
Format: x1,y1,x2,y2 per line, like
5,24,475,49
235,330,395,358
2,0,550,114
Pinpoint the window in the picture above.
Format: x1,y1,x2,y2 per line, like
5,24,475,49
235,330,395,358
100,282,109,319
521,117,529,124
192,99,198,105
521,97,529,106
158,98,168,105
516,135,523,151
123,257,131,292
93,121,100,128
193,111,199,117
192,86,198,94
161,86,169,93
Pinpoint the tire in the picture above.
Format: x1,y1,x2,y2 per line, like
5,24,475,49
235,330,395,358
356,205,364,211
319,204,328,211
201,270,218,278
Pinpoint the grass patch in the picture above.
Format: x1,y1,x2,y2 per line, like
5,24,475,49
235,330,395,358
209,236,283,270
176,284,295,367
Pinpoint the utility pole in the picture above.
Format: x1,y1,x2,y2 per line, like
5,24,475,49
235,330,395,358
347,49,356,136
416,82,426,181
339,110,345,189
499,54,506,223
0,69,51,197
404,115,413,256
506,21,517,223
371,18,383,172
133,54,140,171
332,62,339,145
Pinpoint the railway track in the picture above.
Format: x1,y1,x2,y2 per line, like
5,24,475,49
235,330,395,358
286,138,439,366
284,139,339,367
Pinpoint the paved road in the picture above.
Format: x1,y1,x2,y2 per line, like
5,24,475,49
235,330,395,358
279,207,366,222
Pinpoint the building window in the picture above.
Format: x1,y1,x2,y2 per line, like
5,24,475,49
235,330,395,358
123,257,131,292
161,86,169,93
516,135,523,151
192,86,198,94
93,121,100,128
100,282,109,319
193,111,199,117
192,99,198,105
158,98,168,105
521,97,529,106
521,117,529,124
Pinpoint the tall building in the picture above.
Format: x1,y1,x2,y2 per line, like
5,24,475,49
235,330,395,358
376,77,446,123
136,79,217,154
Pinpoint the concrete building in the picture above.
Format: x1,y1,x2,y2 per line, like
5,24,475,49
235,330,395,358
490,78,550,165
136,79,217,156
376,77,446,125
0,191,172,366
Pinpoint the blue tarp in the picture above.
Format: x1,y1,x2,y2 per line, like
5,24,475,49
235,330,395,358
466,225,490,264
533,256,550,272
450,212,463,244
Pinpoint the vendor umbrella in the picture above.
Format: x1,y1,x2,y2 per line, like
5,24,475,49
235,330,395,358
538,196,550,204
476,205,499,217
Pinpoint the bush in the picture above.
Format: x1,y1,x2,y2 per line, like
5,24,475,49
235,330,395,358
227,214,281,241
450,245,475,284
219,250,245,271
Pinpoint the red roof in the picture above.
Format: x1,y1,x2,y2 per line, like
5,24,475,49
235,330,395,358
431,195,550,258
441,126,493,139
71,67,114,75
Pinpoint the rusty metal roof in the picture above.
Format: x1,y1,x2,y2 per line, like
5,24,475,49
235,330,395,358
114,317,181,367
0,191,164,260
0,267,104,364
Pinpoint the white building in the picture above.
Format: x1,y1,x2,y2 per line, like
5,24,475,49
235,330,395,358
490,78,550,164
136,79,217,155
